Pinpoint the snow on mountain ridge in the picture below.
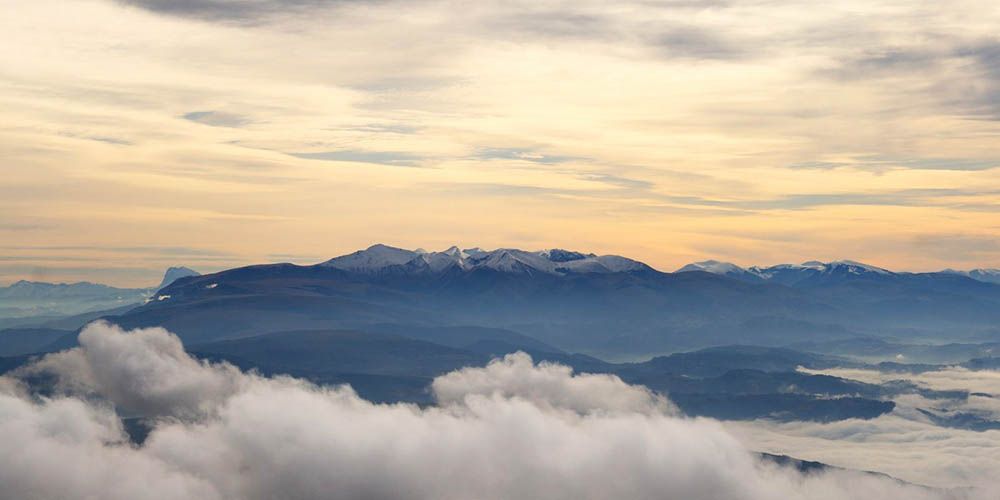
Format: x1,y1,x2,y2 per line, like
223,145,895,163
320,245,649,275
943,268,1000,284
676,260,748,275
825,260,892,275
681,259,895,281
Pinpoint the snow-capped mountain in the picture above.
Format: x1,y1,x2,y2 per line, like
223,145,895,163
675,260,763,281
749,260,893,286
677,259,894,286
321,244,651,276
942,268,1000,285
677,259,1000,286
968,269,1000,284
116,245,1000,356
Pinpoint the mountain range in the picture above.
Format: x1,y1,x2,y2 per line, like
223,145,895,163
322,245,651,275
77,244,998,358
0,266,199,321
676,259,1000,286
2,244,998,429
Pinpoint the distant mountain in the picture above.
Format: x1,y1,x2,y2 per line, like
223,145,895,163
942,268,1000,284
618,345,853,378
748,260,893,287
158,266,200,289
969,269,1000,284
191,337,897,421
791,337,1000,364
675,260,763,282
0,280,151,319
322,244,652,276
93,244,1000,357
677,260,894,286
0,266,199,321
682,260,1000,286
194,329,488,379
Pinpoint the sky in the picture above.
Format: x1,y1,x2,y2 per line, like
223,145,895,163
2,0,999,286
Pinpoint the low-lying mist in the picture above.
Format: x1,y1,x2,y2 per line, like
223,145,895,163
0,322,992,500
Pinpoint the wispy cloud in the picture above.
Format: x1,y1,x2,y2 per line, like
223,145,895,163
182,111,252,128
115,0,367,23
3,0,1000,279
290,150,425,167
789,156,999,172
474,148,581,165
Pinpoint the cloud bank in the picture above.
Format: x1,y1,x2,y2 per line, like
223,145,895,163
723,366,1000,489
0,322,987,499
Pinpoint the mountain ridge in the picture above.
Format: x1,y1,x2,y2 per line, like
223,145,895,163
677,259,999,285
108,244,1000,357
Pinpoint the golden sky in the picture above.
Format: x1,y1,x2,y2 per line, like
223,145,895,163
2,0,999,286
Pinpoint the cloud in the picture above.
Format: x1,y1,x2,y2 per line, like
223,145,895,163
0,322,979,499
735,189,1000,212
650,25,748,60
433,352,675,415
823,48,944,81
181,111,251,128
909,234,1000,261
579,173,656,190
728,412,1000,491
0,222,48,232
803,366,1000,399
290,150,425,167
953,40,1000,120
484,11,615,39
788,156,1000,172
820,39,1000,120
475,148,581,164
115,0,365,23
725,365,1000,487
21,322,244,419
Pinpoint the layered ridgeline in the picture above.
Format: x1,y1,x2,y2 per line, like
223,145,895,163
0,266,199,321
3,247,998,426
94,244,1000,357
676,259,1000,286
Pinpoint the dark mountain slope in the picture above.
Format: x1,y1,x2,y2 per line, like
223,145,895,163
18,246,1000,358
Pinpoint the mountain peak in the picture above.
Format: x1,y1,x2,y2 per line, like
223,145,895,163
321,245,649,276
676,260,746,275
159,266,200,289
678,258,897,284
941,268,1000,284
323,244,420,272
824,260,892,275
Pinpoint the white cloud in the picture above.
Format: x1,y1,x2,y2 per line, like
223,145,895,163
0,322,986,499
432,351,675,415
802,366,1000,396
728,415,1000,491
725,366,1000,489
20,322,244,419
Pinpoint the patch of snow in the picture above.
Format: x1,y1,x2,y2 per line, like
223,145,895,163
676,260,746,275
320,244,650,276
827,260,892,274
320,244,420,272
